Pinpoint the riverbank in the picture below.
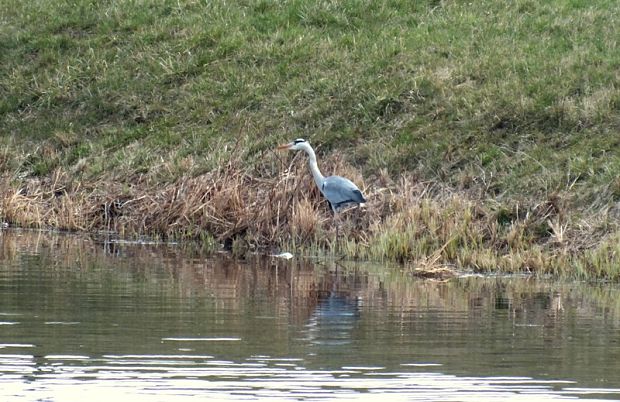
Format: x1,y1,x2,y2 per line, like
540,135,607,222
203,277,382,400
2,158,619,279
1,0,619,278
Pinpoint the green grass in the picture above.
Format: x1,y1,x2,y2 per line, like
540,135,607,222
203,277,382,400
1,0,619,277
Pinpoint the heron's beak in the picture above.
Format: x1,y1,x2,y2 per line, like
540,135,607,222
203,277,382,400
276,143,292,151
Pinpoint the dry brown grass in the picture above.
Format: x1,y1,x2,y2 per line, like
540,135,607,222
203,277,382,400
1,151,619,278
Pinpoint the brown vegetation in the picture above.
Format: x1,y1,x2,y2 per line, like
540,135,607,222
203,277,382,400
1,150,619,279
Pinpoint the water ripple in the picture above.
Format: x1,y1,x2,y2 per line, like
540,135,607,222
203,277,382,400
0,353,618,401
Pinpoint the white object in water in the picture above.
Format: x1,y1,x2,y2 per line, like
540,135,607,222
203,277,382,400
271,252,294,259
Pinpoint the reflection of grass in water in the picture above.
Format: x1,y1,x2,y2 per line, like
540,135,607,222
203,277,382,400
6,230,620,326
2,229,620,372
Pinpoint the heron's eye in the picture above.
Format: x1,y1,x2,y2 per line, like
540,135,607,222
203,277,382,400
294,138,306,144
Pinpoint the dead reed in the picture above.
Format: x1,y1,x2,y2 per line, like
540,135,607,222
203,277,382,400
0,152,618,279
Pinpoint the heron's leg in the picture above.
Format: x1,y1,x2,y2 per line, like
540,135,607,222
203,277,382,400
334,212,340,254
334,213,348,261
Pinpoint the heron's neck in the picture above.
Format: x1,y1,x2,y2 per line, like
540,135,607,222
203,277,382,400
304,146,325,188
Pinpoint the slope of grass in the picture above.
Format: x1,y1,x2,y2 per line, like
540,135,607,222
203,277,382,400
1,0,619,277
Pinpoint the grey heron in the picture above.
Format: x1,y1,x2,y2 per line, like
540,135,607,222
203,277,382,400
277,138,367,213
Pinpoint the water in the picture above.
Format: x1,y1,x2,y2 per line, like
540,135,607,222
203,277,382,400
1,231,620,401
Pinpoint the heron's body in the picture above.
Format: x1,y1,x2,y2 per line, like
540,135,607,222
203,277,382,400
277,138,366,213
321,175,366,212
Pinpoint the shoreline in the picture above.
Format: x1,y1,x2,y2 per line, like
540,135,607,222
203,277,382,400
2,163,618,280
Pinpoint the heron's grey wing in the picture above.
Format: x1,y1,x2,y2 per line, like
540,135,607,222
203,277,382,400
321,176,366,209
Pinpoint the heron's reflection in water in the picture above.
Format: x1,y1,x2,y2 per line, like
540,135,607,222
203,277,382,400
303,285,362,346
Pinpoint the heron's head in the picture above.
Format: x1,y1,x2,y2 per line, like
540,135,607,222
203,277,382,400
277,138,308,151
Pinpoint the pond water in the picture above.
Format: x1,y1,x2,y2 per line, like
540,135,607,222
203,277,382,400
1,230,620,401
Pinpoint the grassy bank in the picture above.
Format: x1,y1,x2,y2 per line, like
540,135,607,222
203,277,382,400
1,0,619,278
